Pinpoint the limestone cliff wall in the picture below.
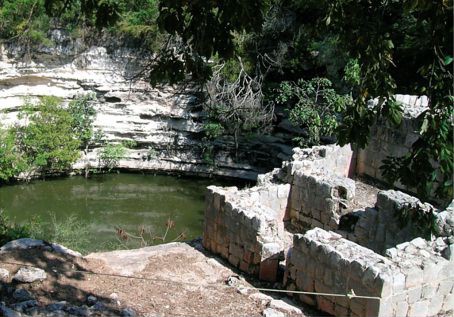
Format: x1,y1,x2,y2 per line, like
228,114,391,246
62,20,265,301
0,38,292,179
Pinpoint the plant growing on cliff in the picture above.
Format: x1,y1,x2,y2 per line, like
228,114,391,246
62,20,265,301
0,127,28,182
99,143,126,171
15,96,81,178
68,94,104,178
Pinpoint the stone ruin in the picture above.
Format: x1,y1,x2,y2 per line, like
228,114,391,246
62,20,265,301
202,96,454,317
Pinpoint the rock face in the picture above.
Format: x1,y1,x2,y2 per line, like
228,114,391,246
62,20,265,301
0,37,292,179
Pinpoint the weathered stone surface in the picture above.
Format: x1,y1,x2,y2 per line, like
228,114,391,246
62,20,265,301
13,267,47,283
262,308,285,317
0,43,293,180
0,238,82,257
0,268,9,282
268,298,303,315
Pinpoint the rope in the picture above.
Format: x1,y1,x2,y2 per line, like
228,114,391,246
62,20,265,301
0,260,381,301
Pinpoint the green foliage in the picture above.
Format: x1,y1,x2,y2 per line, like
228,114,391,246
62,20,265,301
121,139,137,149
16,96,81,176
277,78,351,147
99,143,126,171
203,122,224,140
155,0,267,82
0,127,28,181
43,214,90,253
68,94,97,149
0,0,51,46
395,203,438,240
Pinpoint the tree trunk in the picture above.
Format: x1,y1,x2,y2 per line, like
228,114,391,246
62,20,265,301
84,146,89,179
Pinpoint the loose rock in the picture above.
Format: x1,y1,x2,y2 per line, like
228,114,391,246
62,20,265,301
86,296,97,306
13,267,47,283
121,307,137,317
269,298,303,315
13,289,35,301
262,308,285,317
0,302,22,317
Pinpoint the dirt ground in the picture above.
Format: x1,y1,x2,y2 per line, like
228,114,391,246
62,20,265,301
0,241,324,317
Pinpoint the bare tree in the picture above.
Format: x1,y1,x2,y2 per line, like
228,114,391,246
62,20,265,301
203,59,274,157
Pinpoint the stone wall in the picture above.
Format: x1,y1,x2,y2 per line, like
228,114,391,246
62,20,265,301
286,171,355,232
353,190,446,254
284,228,453,317
356,95,427,189
203,183,292,281
203,141,453,316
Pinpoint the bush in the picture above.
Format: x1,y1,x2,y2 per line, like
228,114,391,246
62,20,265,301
16,96,81,176
276,77,352,147
99,143,127,171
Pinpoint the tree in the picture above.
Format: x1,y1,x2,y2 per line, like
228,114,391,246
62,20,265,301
276,77,351,147
16,96,81,178
204,61,274,158
68,94,103,178
156,0,453,200
0,127,28,181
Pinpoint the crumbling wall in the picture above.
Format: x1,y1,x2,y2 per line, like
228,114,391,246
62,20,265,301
356,95,427,188
284,145,355,180
203,184,291,281
285,228,454,317
286,171,356,232
354,190,452,254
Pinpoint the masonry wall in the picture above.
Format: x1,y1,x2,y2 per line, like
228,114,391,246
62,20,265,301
203,184,291,281
353,190,452,255
285,145,355,179
356,95,427,190
285,228,454,317
286,171,356,232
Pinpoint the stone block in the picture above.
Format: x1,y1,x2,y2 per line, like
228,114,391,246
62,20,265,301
395,301,408,317
408,287,422,304
299,294,316,306
228,255,240,267
442,293,454,311
334,303,349,317
259,259,279,282
324,270,333,286
316,296,335,316
243,250,253,264
437,279,454,296
408,300,429,317
421,284,437,299
426,294,444,316
406,266,424,288
349,298,367,317
239,261,249,272
392,272,406,292
422,261,443,285
229,242,243,258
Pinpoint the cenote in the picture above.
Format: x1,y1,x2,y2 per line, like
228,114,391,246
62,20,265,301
0,173,239,253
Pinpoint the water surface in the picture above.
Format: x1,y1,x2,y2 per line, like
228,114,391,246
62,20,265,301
0,174,234,252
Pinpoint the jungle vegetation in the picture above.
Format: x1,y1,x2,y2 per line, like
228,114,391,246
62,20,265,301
0,0,452,201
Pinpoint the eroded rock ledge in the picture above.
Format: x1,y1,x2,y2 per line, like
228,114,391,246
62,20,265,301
0,39,293,180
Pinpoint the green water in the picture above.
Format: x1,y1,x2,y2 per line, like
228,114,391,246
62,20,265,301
0,174,233,253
